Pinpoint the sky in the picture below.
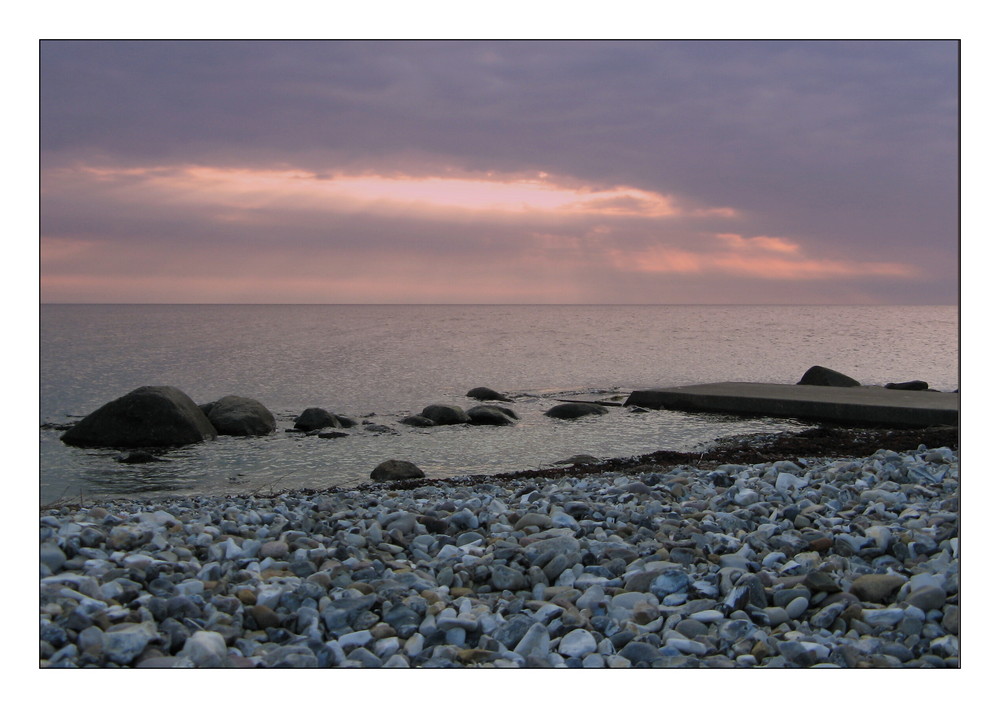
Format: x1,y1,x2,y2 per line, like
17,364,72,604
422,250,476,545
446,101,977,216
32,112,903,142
39,39,959,304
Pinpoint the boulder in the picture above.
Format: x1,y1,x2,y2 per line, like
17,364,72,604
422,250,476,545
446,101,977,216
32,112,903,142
61,386,217,449
466,386,513,402
202,395,276,436
544,402,609,419
466,405,518,426
294,407,340,431
885,380,929,391
796,366,861,387
370,459,425,482
419,404,471,425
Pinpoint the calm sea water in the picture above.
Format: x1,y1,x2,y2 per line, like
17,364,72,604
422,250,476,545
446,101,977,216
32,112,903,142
39,305,958,505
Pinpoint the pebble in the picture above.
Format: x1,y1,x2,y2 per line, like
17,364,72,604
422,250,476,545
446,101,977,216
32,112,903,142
38,446,958,668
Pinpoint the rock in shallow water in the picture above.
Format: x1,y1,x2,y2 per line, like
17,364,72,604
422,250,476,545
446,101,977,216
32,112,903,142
61,385,217,448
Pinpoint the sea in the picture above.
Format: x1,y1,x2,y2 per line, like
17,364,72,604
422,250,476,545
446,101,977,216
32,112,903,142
39,305,958,506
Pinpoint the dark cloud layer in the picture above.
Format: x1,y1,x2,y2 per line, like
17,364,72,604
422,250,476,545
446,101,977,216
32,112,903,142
40,40,958,304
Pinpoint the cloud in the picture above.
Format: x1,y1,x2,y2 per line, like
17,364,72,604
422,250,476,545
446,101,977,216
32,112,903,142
39,40,958,303
608,232,918,280
45,163,696,220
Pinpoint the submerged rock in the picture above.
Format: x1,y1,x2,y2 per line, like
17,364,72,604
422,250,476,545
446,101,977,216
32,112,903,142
61,386,217,449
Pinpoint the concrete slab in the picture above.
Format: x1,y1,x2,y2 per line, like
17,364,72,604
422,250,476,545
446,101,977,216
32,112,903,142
624,382,958,428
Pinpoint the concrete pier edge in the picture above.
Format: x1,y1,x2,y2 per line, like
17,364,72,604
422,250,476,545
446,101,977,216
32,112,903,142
624,382,958,428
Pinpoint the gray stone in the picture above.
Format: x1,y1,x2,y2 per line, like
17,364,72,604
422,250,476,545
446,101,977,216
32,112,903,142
618,641,662,665
675,619,709,638
102,622,158,665
810,602,845,629
906,586,947,612
513,622,551,659
494,614,535,649
263,645,319,668
490,565,526,591
40,542,67,572
650,569,689,598
559,628,598,658
862,608,904,627
785,595,809,620
178,630,228,668
850,573,905,603
347,646,384,667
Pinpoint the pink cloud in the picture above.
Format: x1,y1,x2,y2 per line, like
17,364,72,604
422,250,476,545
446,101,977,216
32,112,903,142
715,232,800,253
40,160,922,304
45,163,703,220
608,232,918,281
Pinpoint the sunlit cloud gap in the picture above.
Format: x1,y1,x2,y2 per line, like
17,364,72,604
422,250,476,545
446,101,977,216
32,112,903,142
54,165,723,218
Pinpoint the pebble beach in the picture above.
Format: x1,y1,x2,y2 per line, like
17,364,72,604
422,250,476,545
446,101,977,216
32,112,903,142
39,432,959,669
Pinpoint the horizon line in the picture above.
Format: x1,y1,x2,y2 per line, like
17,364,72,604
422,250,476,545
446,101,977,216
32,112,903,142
38,302,959,307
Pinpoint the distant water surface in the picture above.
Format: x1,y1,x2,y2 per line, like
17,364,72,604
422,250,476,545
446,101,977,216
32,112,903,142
39,305,958,504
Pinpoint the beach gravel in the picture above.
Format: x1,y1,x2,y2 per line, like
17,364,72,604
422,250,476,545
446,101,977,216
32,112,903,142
39,440,958,668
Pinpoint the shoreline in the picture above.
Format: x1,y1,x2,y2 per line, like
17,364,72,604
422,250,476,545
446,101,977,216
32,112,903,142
40,424,958,668
41,424,959,511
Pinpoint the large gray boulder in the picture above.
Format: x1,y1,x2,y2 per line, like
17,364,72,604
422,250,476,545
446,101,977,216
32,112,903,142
61,386,218,449
796,366,861,387
370,460,425,482
202,395,276,436
294,407,340,431
466,405,518,426
420,404,471,425
466,386,513,402
544,402,609,419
